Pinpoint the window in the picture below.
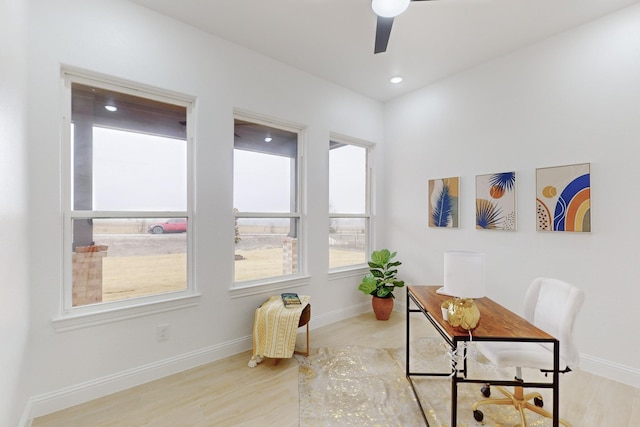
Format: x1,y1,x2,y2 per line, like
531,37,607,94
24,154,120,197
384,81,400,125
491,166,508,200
233,116,302,284
329,137,371,269
63,72,195,314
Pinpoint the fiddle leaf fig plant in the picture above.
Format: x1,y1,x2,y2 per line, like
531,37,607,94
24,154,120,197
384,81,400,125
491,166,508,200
358,249,405,299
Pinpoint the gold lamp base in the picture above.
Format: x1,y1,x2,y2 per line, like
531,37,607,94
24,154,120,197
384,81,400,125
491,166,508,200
447,298,480,330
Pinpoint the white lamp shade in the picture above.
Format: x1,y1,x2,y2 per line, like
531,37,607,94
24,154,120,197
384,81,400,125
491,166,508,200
372,0,411,18
443,251,486,298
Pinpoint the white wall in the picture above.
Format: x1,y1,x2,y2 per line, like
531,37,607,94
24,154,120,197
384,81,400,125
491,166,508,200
23,0,640,421
384,3,640,386
26,0,381,418
0,0,30,426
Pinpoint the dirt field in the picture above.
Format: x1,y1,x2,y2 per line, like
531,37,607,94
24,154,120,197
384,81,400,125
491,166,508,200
83,233,364,303
94,233,187,257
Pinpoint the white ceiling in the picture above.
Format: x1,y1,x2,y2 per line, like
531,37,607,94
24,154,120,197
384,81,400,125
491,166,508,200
129,0,638,102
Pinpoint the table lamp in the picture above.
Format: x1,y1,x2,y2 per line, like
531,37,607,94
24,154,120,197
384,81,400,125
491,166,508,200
438,251,486,330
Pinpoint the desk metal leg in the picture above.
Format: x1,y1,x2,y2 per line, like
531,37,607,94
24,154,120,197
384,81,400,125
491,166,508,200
406,291,410,377
449,341,462,427
553,341,560,427
406,288,430,426
452,375,458,426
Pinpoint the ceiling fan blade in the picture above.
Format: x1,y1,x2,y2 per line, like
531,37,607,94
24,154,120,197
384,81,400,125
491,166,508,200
374,16,394,54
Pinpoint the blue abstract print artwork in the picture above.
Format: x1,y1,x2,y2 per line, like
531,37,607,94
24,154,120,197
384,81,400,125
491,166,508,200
536,163,590,232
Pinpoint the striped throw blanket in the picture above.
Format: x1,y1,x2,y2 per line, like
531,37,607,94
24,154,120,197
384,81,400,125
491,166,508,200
248,295,310,367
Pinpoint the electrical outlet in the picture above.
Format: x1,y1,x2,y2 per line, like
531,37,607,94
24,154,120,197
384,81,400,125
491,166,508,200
157,323,170,342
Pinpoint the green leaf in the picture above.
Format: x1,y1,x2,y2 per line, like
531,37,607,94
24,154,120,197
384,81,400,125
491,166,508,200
371,249,391,265
376,287,391,298
371,270,384,278
358,275,378,295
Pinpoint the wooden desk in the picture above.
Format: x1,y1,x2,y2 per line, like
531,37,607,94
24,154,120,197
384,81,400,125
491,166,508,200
406,285,561,426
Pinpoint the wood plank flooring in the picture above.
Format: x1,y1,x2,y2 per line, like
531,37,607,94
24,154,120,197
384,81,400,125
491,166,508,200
32,311,639,426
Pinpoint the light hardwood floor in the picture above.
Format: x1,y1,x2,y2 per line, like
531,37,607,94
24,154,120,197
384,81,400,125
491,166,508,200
32,311,639,426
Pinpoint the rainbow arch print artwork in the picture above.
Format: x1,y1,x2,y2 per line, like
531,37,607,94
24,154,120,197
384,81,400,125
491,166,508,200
536,163,591,232
476,171,516,231
429,177,459,228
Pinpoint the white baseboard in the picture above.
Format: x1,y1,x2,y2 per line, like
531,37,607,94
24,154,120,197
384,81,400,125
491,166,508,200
580,353,640,389
18,400,33,427
310,301,371,329
23,302,370,425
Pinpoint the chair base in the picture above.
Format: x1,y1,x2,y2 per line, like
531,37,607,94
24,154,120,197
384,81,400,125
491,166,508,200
472,383,571,427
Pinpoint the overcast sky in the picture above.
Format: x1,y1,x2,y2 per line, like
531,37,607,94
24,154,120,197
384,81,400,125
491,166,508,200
89,127,365,214
92,127,186,211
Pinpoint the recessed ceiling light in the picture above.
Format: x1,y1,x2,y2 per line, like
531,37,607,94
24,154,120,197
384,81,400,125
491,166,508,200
390,76,403,84
104,105,117,112
265,137,273,142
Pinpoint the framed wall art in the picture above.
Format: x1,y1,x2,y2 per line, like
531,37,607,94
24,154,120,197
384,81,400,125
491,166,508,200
475,171,516,230
536,163,591,232
428,177,459,228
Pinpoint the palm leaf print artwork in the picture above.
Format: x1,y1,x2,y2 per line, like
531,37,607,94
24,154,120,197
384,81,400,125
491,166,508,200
432,184,452,227
475,171,516,230
476,199,502,229
429,177,459,228
488,172,516,193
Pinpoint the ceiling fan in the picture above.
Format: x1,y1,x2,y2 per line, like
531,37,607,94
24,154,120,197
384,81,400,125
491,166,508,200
373,0,436,54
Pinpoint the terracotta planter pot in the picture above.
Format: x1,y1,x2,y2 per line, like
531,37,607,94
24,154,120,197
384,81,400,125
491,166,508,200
372,296,394,320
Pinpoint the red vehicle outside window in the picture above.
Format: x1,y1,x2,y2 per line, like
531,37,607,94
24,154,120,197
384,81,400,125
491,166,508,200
148,218,187,234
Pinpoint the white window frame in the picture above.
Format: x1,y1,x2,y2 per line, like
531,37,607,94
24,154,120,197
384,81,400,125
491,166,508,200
328,133,374,274
54,68,199,331
231,110,308,296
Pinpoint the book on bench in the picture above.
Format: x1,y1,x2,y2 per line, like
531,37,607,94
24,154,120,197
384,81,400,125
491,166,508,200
281,292,302,308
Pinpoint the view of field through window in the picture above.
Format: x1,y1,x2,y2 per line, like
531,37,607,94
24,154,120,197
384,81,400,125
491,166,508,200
329,142,369,269
78,219,188,303
233,119,301,282
69,81,189,307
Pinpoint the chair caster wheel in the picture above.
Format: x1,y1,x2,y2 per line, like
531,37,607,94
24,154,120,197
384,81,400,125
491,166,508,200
480,384,491,397
534,396,544,407
473,409,484,422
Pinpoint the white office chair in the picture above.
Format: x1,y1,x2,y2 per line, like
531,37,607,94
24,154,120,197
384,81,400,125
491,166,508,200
472,277,585,426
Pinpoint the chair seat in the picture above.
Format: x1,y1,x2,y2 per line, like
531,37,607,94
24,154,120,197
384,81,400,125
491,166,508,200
477,341,568,372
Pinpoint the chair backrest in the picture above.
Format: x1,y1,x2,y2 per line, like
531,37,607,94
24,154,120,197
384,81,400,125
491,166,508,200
523,277,585,369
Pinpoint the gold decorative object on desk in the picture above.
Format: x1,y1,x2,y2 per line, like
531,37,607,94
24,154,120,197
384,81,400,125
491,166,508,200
447,297,481,330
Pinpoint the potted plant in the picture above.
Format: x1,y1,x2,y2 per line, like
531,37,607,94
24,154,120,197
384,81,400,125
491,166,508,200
358,249,405,320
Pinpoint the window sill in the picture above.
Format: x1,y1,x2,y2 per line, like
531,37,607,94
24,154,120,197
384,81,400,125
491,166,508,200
329,265,368,281
230,275,311,298
52,293,202,332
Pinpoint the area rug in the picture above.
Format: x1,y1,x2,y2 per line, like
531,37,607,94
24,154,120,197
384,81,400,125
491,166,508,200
298,338,557,426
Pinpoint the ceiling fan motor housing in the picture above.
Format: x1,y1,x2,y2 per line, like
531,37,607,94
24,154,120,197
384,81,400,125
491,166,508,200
372,0,410,18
